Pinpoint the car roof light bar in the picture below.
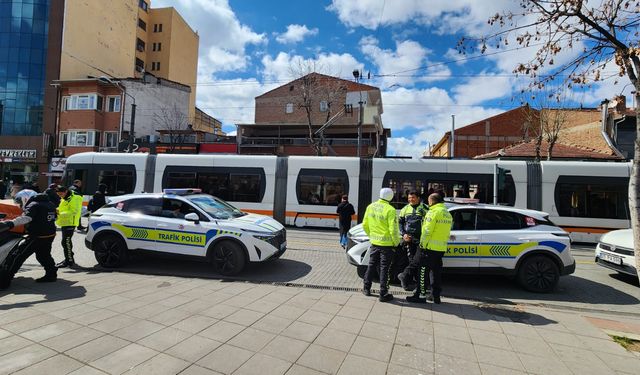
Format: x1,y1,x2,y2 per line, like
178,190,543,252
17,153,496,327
163,188,202,195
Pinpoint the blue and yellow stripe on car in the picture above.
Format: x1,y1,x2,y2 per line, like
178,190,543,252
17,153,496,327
445,241,567,258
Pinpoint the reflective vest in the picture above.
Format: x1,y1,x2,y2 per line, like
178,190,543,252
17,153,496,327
56,191,82,227
399,203,429,239
420,203,453,252
362,199,401,247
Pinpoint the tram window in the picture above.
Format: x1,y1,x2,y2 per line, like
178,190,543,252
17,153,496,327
164,168,264,203
63,168,88,190
555,176,629,219
97,170,135,195
476,209,523,230
296,169,348,206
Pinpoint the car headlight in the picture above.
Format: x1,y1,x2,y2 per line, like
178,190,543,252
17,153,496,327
349,235,369,243
242,230,277,242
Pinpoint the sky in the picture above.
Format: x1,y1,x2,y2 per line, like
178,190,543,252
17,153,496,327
153,0,635,157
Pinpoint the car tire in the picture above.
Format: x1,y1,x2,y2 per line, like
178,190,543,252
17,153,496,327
93,233,127,268
517,255,560,293
212,241,246,276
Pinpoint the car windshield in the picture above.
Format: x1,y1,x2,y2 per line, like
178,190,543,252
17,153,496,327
188,195,246,219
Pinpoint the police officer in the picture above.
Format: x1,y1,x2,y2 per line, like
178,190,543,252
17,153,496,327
362,188,401,302
0,192,58,288
397,191,429,302
397,193,452,303
55,185,82,268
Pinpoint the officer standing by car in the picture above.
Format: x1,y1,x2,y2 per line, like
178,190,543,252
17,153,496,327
397,191,429,302
398,193,452,304
0,191,58,288
55,185,82,268
362,188,401,302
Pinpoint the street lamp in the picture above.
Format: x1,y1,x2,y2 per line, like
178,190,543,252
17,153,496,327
99,76,137,153
353,69,363,158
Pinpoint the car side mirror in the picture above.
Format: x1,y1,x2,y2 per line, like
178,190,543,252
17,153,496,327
184,212,200,224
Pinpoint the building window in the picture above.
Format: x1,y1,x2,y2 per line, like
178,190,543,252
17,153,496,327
320,100,328,112
154,23,163,32
151,62,160,71
135,58,145,72
136,38,145,52
285,103,294,114
138,18,146,31
61,94,103,111
60,131,98,147
157,42,162,51
138,0,148,12
104,132,118,148
152,43,156,51
107,96,121,112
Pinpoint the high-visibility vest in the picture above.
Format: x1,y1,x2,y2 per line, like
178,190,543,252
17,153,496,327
362,199,401,247
419,203,453,252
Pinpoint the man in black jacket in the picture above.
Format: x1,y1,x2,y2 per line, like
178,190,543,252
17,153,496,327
45,183,61,207
88,183,107,213
336,195,355,249
0,193,58,289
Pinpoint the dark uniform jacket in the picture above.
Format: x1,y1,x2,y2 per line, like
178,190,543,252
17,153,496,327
336,201,355,230
23,194,57,237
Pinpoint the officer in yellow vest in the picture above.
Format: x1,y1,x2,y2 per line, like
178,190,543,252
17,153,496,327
398,193,452,304
55,186,83,268
362,188,401,302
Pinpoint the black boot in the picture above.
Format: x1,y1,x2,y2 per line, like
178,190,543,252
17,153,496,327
426,294,441,304
406,294,427,303
56,260,75,268
36,273,57,283
379,293,393,302
362,287,371,297
397,272,416,292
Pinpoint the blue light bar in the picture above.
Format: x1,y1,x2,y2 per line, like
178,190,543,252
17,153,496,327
163,188,202,195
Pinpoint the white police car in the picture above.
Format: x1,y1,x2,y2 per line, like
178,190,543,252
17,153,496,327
595,229,637,277
85,189,286,275
346,202,575,292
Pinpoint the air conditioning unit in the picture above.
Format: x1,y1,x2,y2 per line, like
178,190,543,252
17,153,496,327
53,149,64,157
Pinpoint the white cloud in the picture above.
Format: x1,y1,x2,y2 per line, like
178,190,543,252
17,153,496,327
261,52,363,82
276,24,319,44
154,0,266,74
452,74,514,105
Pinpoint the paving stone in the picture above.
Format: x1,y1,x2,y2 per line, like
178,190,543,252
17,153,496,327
271,305,307,320
282,321,323,343
314,328,357,352
387,362,433,374
197,344,254,374
467,327,511,349
337,353,386,375
0,309,41,325
178,299,217,315
89,314,140,333
367,311,400,327
536,328,587,347
359,321,398,342
138,327,193,352
252,314,293,334
434,353,481,375
297,309,334,327
126,303,171,320
41,326,105,352
171,315,218,334
106,299,148,314
337,306,370,320
260,335,310,363
297,343,347,375
390,344,435,373
90,343,158,375
399,316,433,334
595,351,640,374
395,328,435,352
285,364,325,375
0,329,11,340
123,353,190,375
147,307,194,326
166,335,222,363
229,327,276,352
478,363,527,375
0,344,57,375
112,319,165,341
223,309,264,326
223,295,254,308
464,319,504,333
88,294,130,309
517,352,572,375
67,366,109,375
581,335,636,356
12,354,83,375
73,308,120,325
507,334,556,358
3,313,58,334
310,301,342,315
49,303,101,319
0,335,32,357
200,304,240,320
245,300,280,314
434,337,476,360
500,322,541,338
474,345,524,371
234,353,292,375
433,322,471,343
327,315,364,335
350,335,393,362
199,320,245,343
400,305,431,321
65,335,130,363
179,364,223,375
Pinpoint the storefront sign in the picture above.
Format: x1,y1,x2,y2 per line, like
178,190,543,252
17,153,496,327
0,149,36,159
50,157,67,173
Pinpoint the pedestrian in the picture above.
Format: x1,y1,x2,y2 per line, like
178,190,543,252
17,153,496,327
397,190,429,303
70,180,85,231
397,193,452,304
88,183,107,213
44,183,61,207
362,187,401,302
31,182,41,193
336,194,355,249
55,185,82,268
0,190,58,288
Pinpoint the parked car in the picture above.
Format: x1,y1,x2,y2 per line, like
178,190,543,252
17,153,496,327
346,203,575,292
595,229,637,277
85,189,286,275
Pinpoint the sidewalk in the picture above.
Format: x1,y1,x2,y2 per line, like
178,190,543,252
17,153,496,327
1,267,639,375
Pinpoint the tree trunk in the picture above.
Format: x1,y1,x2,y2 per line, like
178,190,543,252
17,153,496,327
546,140,555,161
535,134,542,161
632,92,640,281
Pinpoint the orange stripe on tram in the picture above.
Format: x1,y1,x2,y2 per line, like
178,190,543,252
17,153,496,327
560,226,616,234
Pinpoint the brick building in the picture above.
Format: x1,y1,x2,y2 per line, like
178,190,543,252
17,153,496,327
237,73,389,157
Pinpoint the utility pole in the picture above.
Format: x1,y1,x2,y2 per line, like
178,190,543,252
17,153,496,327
450,114,455,158
127,103,137,153
353,69,363,158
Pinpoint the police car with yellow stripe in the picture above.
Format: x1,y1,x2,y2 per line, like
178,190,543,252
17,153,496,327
85,189,286,275
347,201,575,292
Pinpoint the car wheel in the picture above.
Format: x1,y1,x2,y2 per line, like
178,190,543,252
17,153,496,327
93,233,127,268
212,241,246,276
517,255,559,293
